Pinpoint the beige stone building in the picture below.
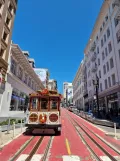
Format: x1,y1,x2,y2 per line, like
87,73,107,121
0,0,18,82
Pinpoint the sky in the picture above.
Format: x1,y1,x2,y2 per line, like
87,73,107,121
12,0,103,93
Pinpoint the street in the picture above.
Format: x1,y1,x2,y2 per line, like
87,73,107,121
0,109,120,161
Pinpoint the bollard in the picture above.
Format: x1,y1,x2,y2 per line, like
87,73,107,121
21,119,22,132
7,118,10,134
0,126,2,146
114,123,117,139
13,122,15,138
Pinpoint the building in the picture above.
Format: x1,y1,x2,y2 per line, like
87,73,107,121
48,79,57,90
73,0,120,115
0,0,18,109
73,0,120,114
0,43,44,114
84,0,120,115
63,82,73,106
72,60,85,110
34,68,49,88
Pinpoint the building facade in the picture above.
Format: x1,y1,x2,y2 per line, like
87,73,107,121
63,82,73,106
0,43,44,114
0,0,18,112
73,0,120,115
73,61,85,110
84,0,120,115
34,68,49,88
48,79,57,90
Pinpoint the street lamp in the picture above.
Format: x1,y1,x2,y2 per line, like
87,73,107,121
92,74,99,117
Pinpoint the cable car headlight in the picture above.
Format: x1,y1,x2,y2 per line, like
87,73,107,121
39,114,47,123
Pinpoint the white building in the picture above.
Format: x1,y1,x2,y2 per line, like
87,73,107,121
73,0,120,115
63,82,73,105
34,68,49,88
73,61,85,110
0,43,44,115
48,79,57,90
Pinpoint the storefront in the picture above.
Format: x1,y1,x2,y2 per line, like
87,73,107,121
10,89,28,111
107,93,119,117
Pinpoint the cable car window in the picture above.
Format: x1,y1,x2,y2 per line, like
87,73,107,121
31,98,38,109
50,99,58,109
41,98,48,109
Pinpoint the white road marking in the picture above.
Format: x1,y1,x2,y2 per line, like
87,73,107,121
16,154,43,161
16,154,28,161
100,156,112,161
62,155,80,161
31,154,43,160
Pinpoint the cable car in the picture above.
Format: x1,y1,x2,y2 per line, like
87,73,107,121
25,89,62,135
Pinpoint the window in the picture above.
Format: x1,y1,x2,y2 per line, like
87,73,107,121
3,32,8,41
41,98,48,110
98,58,100,66
116,29,120,43
112,74,116,85
105,15,108,21
101,39,104,47
105,47,108,56
99,70,101,78
103,21,105,27
103,65,106,74
108,77,111,87
31,98,38,109
100,83,102,91
108,42,112,53
24,73,27,84
6,17,10,26
28,77,31,87
110,57,114,68
50,99,58,109
107,28,110,38
106,62,109,71
9,4,12,12
0,3,2,9
104,34,106,42
102,51,105,60
96,36,98,41
100,27,102,32
112,3,115,9
97,47,99,54
18,67,23,80
0,48,5,57
11,59,16,75
114,18,119,27
105,79,108,89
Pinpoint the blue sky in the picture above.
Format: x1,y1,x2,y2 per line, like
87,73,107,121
12,0,103,93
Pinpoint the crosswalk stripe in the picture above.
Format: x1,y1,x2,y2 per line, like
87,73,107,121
16,154,28,161
62,155,80,161
31,154,43,160
100,156,120,161
16,154,43,161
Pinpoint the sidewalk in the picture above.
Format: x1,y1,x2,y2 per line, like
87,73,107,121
0,127,26,149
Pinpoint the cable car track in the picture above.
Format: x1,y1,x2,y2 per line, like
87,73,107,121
66,112,120,161
9,135,53,161
25,136,44,161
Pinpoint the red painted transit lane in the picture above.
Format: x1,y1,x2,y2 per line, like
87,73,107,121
66,109,120,151
48,116,68,161
48,110,93,161
0,135,32,161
